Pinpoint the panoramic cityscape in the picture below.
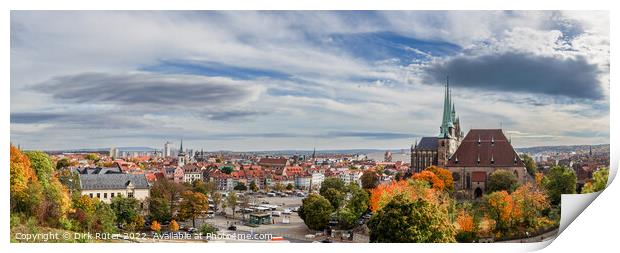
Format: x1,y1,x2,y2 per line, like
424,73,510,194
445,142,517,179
9,10,609,243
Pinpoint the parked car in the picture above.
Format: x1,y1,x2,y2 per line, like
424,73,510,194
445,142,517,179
272,211,282,217
282,209,292,215
291,206,300,212
267,193,276,197
228,225,237,231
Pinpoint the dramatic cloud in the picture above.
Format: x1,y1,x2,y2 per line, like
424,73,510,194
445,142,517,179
34,72,264,108
424,52,603,100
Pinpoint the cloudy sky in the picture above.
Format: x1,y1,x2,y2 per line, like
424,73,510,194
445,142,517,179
10,11,609,151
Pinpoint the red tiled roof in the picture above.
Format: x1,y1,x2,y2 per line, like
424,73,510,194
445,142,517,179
447,129,524,167
259,158,288,166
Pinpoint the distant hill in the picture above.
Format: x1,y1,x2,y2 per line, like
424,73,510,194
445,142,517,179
515,144,609,154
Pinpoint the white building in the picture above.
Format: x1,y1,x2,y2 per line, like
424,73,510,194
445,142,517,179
310,172,325,189
338,170,363,186
164,141,172,157
183,164,203,183
79,174,150,205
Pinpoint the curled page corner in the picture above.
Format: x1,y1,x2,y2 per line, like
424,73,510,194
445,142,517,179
541,156,617,249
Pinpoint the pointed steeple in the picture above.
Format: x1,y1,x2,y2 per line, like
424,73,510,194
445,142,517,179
312,147,316,161
179,140,184,154
439,76,454,138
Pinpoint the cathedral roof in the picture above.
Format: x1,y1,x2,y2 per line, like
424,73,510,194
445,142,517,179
446,129,524,167
415,137,438,150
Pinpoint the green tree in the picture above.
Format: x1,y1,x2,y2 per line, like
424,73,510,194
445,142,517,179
319,177,346,196
226,192,238,219
151,179,186,217
299,194,333,230
211,192,222,213
56,158,71,170
25,151,71,226
274,182,285,192
93,201,117,233
581,167,609,193
361,171,380,190
487,169,519,193
520,154,538,176
149,197,172,224
335,208,358,230
323,188,344,209
205,181,218,194
192,179,208,195
234,182,248,191
543,165,577,205
286,183,294,190
25,151,55,186
71,195,115,233
346,183,369,216
84,153,100,163
58,169,81,196
178,191,209,228
368,195,456,243
220,165,233,174
110,196,141,230
250,181,259,192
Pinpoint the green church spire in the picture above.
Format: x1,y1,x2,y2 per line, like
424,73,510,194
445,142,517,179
439,76,454,138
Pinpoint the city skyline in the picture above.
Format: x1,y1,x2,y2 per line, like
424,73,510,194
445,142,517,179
10,11,610,151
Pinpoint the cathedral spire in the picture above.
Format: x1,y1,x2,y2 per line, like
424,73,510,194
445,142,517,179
439,75,454,138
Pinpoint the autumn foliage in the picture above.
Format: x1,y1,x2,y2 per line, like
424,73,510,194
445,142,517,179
456,209,474,233
369,180,439,212
411,166,454,192
485,183,550,231
170,220,180,231
150,220,161,232
10,145,38,195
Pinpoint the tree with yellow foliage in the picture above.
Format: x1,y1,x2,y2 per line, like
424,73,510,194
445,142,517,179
10,145,43,216
170,220,180,231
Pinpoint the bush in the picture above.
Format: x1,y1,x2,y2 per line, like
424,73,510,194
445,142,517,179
200,224,218,235
487,170,519,193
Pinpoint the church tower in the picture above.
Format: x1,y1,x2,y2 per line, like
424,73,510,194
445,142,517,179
437,76,462,167
178,140,186,167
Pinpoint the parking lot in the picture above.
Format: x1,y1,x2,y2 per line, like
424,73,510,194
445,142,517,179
180,195,317,242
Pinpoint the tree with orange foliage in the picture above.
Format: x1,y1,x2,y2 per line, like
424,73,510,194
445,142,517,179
485,190,514,231
455,209,477,242
169,220,180,231
511,183,550,228
150,220,161,233
412,170,445,191
456,209,474,232
369,179,437,212
425,166,454,192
